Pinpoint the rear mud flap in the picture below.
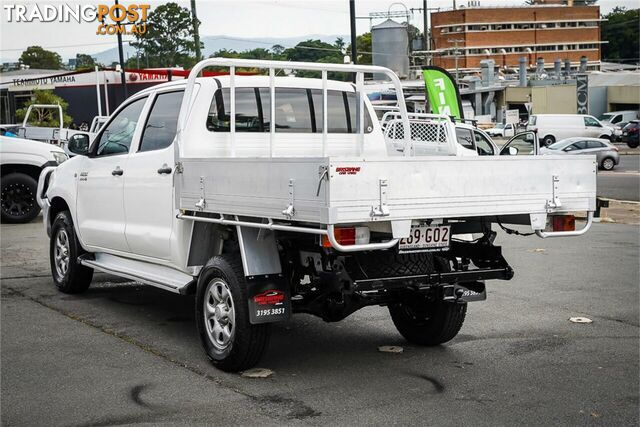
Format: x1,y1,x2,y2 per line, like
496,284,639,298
247,277,291,324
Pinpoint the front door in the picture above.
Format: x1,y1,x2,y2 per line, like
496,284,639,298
75,96,148,252
124,90,184,260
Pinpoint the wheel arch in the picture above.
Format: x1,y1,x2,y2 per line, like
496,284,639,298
1,163,43,181
49,196,71,229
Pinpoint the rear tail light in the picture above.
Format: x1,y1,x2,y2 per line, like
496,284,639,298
629,127,638,133
552,215,575,232
613,146,619,152
321,226,370,248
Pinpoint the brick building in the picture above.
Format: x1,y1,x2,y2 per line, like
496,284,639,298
431,4,603,70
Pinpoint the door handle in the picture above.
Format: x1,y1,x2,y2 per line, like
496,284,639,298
111,167,123,176
157,164,172,175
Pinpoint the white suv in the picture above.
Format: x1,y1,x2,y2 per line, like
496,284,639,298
0,135,67,223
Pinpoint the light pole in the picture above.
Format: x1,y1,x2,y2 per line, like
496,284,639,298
114,0,128,99
349,0,357,64
190,0,202,62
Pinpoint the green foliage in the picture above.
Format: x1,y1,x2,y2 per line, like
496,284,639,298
346,32,372,65
15,90,72,127
19,46,62,69
131,2,202,68
602,7,639,63
75,54,96,70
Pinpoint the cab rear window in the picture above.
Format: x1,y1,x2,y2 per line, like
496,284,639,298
206,87,372,134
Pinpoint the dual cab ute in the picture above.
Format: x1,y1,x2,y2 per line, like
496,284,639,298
39,59,596,372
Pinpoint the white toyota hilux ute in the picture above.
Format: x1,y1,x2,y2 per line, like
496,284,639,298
39,59,596,372
0,135,67,223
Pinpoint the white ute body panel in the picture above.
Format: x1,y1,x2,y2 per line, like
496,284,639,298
41,59,597,294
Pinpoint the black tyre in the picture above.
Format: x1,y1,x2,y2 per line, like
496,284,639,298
600,157,615,171
1,173,41,223
542,135,555,147
598,134,611,142
388,254,466,346
195,255,270,372
50,211,93,293
389,299,467,346
627,140,639,149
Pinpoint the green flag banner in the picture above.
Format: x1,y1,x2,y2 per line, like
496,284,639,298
422,66,464,119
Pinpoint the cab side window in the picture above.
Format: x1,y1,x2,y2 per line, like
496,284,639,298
94,97,147,156
584,117,602,127
455,128,475,150
474,131,495,155
139,91,184,152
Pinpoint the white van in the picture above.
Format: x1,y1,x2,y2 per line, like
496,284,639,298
527,114,613,146
598,110,639,126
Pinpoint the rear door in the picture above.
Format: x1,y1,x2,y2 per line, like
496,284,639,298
123,90,184,260
75,96,149,252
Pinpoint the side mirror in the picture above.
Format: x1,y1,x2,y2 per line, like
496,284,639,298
508,146,518,156
67,134,90,156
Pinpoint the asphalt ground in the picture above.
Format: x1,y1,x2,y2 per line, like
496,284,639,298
1,218,638,425
597,154,640,202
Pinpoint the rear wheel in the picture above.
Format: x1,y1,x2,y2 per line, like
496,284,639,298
627,140,639,149
1,173,40,223
542,135,555,147
389,299,467,346
50,211,93,293
601,157,615,171
387,255,467,346
195,255,270,372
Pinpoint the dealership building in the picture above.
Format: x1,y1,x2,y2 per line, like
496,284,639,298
431,3,603,70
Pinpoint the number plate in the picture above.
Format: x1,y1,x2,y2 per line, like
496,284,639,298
399,225,451,252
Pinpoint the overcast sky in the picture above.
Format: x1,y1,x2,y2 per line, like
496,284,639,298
1,0,637,61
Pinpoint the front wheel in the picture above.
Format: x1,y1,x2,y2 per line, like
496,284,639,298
598,134,611,142
389,298,467,346
542,135,555,147
50,211,93,293
1,173,41,223
195,255,270,372
601,157,615,171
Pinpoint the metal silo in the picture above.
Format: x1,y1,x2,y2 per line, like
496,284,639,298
372,19,409,79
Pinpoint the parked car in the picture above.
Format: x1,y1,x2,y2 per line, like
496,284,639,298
613,121,627,142
621,120,639,148
598,110,639,127
527,114,613,147
485,122,516,138
0,135,67,223
540,137,620,170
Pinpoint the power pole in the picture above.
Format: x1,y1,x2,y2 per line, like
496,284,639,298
114,0,127,99
349,0,357,64
423,0,428,51
448,38,464,83
190,0,202,62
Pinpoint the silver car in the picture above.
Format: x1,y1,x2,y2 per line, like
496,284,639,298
540,137,620,170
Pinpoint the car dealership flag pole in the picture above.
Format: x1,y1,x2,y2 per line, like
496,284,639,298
422,65,464,119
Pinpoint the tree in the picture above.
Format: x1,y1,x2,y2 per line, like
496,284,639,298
131,2,201,68
286,39,342,63
271,44,286,56
19,46,62,69
15,90,72,127
601,7,639,63
346,33,372,64
75,54,96,70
